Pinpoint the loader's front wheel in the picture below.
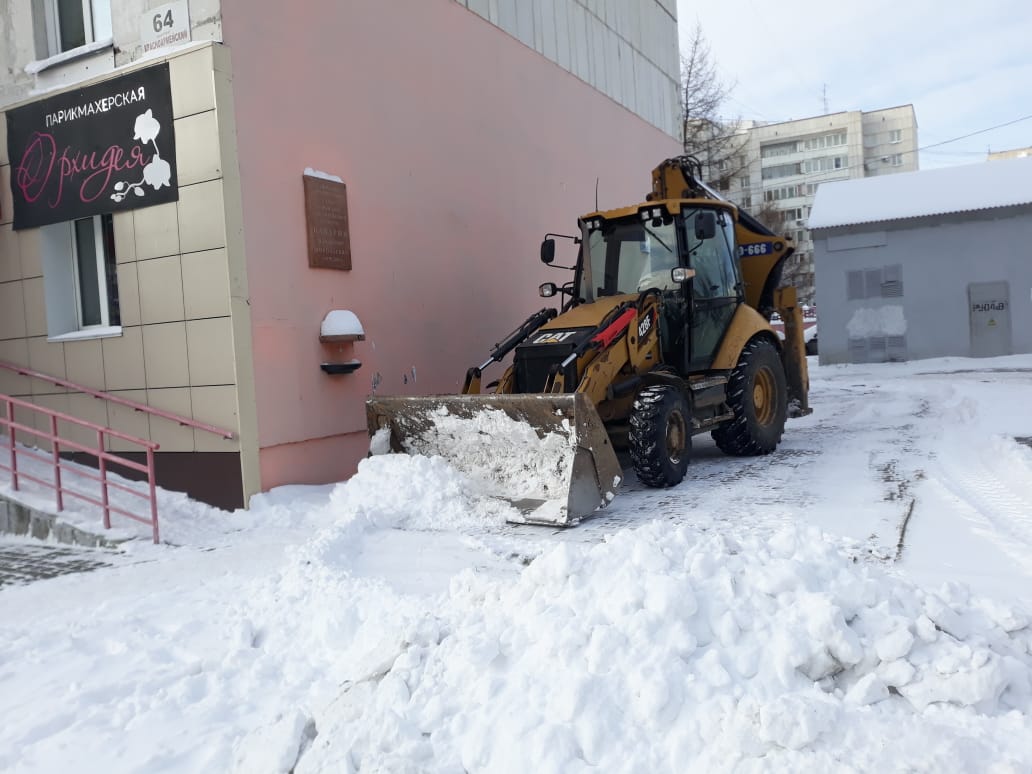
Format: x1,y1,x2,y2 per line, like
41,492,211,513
629,385,691,488
712,338,787,456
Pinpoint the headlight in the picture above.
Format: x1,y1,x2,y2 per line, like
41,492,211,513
539,282,557,298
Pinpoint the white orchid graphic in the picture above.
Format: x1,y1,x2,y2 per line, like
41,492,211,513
133,109,161,144
111,109,173,202
143,155,172,189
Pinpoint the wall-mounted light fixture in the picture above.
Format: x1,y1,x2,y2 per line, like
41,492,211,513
319,310,364,375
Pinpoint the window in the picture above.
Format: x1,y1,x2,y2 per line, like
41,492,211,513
889,153,903,166
802,155,848,174
846,264,903,301
41,214,121,338
888,129,902,144
761,141,798,159
803,131,846,151
34,0,112,57
761,163,801,181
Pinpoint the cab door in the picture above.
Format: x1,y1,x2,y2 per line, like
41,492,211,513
686,212,741,371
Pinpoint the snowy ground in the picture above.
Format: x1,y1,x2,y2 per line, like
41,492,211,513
2,355,1032,772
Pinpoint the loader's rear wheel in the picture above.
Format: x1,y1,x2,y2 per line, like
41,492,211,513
712,338,787,456
629,385,691,488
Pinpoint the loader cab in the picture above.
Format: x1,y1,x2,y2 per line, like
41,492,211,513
578,203,742,371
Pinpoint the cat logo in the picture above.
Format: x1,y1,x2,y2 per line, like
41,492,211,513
532,330,578,345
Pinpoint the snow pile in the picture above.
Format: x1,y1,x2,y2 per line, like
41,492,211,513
395,406,577,505
320,452,516,537
297,523,1032,772
846,305,906,338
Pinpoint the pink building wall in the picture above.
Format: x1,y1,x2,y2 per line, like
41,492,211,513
220,0,681,492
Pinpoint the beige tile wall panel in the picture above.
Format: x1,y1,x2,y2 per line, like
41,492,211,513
186,317,235,386
182,248,231,319
146,387,194,451
101,326,146,391
191,385,240,452
142,322,189,388
21,278,46,338
112,212,137,264
169,48,216,119
27,337,66,395
133,201,181,261
212,54,261,505
0,281,27,339
177,180,227,255
0,226,20,282
64,339,105,389
18,228,41,279
11,403,42,449
137,255,186,324
0,338,30,395
105,389,149,452
116,263,142,327
64,392,110,452
0,166,12,227
174,111,222,186
28,393,68,452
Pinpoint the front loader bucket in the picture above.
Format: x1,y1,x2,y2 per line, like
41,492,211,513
365,393,622,526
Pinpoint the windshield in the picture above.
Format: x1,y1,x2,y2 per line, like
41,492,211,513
581,217,680,301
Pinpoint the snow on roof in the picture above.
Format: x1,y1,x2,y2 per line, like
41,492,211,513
808,155,1032,230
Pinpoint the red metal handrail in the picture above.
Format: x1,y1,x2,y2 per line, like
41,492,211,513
0,360,235,439
0,393,161,543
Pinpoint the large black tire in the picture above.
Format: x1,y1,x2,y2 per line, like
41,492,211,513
629,385,691,488
712,338,788,456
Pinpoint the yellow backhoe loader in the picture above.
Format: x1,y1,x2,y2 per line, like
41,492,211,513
367,156,811,526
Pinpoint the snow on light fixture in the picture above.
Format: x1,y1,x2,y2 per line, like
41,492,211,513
319,310,365,375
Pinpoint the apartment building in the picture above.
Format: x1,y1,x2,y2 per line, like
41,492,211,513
1,0,681,509
722,106,919,303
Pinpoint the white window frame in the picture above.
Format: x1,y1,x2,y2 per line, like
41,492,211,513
72,215,113,329
35,0,112,58
41,214,122,341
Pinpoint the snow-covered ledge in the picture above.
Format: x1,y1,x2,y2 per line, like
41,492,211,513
319,310,365,343
26,38,114,75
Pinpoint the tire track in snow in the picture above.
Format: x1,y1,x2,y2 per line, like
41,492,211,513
929,437,1032,565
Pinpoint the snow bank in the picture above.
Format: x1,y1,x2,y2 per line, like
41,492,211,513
846,305,906,338
296,523,1032,772
321,452,516,537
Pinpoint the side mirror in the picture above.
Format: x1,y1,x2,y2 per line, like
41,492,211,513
539,282,558,298
694,211,717,240
540,238,556,264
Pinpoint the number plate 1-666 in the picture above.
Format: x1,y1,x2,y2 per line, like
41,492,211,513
739,242,773,257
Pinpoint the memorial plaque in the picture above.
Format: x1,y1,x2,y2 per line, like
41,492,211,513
303,175,352,270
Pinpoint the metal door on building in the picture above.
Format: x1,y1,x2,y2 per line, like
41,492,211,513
968,281,1012,358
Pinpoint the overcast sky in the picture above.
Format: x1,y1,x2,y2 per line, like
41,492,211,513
676,0,1032,170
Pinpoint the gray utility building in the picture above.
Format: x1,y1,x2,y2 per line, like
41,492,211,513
808,156,1032,364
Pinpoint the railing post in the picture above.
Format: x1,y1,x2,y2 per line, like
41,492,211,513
98,429,110,530
5,400,17,491
146,447,159,544
50,414,63,512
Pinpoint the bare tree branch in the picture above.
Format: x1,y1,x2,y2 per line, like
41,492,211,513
679,22,748,188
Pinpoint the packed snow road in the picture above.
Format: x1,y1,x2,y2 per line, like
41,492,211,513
1,355,1031,772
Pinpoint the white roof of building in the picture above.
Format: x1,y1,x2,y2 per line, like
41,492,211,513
808,155,1032,229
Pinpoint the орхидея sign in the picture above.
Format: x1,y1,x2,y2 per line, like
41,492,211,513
5,62,178,230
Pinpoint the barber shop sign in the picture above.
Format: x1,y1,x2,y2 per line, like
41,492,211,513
6,63,178,230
